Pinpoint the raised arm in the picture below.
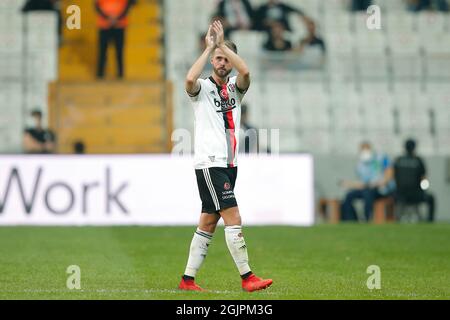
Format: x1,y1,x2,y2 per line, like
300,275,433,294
212,21,250,91
185,25,216,96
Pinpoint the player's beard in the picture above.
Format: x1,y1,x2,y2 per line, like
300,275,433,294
213,66,232,79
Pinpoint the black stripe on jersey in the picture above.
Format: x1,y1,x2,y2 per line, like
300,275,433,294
208,76,236,168
222,111,235,168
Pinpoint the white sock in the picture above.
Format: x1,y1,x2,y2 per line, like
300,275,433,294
184,228,213,278
225,225,251,276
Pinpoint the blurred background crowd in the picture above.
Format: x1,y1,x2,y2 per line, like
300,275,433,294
0,0,449,222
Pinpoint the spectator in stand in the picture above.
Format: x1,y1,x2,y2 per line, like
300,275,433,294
95,0,133,79
254,0,309,33
295,19,325,55
350,0,373,11
262,21,292,52
406,0,449,11
215,0,256,37
23,110,56,154
292,19,326,68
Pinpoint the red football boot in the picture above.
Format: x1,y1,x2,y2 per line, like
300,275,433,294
242,274,273,292
178,277,206,292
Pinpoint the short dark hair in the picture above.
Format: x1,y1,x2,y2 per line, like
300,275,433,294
31,109,42,118
74,141,85,154
405,139,416,155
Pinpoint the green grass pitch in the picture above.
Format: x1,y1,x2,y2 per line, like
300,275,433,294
0,224,449,300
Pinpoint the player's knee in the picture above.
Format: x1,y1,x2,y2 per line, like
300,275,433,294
220,206,242,226
199,221,218,233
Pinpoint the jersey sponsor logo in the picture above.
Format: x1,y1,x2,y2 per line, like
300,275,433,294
214,98,236,113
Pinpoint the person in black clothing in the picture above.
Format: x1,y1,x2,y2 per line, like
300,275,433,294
254,0,308,33
73,141,85,154
95,0,134,79
406,0,449,12
23,110,56,154
351,0,373,11
394,139,436,222
22,0,56,11
296,19,326,54
263,21,292,52
216,0,255,37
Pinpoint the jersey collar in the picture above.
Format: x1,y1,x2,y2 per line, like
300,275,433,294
208,76,229,88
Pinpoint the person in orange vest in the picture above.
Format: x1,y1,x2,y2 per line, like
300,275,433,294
95,0,133,79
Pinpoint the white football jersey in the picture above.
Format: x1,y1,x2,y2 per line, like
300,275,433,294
188,76,247,169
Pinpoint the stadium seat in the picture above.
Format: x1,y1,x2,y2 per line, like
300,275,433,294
299,129,332,154
0,30,23,54
231,31,267,57
325,33,355,79
385,12,416,33
435,130,450,155
0,125,22,153
364,130,402,155
331,131,366,155
355,32,389,78
432,95,450,130
298,91,331,130
49,81,172,153
323,11,353,34
363,105,395,131
423,33,450,79
323,0,351,14
417,11,446,36
388,33,422,79
278,129,301,153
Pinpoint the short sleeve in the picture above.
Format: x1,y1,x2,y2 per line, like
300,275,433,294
186,79,203,102
234,77,248,102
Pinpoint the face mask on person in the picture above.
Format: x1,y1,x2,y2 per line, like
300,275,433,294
360,149,373,162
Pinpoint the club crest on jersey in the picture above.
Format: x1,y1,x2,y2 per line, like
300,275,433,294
219,88,229,100
224,182,231,190
227,84,236,93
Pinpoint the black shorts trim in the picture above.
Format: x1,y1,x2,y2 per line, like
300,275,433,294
195,167,238,214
